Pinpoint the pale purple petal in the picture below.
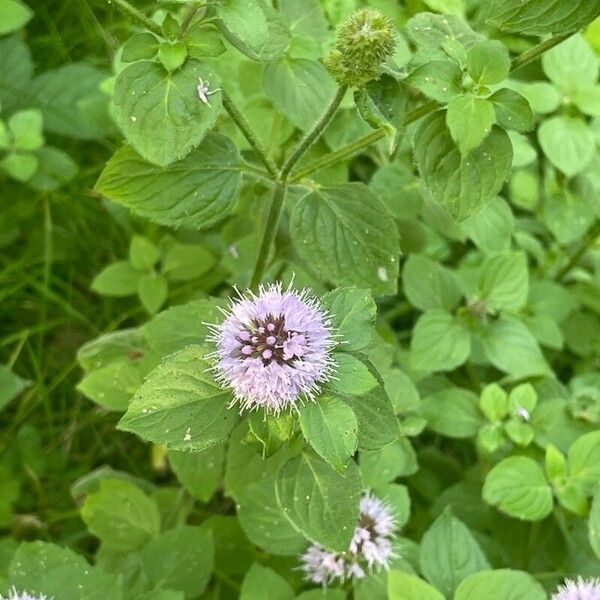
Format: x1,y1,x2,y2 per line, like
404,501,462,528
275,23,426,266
1,588,51,600
552,577,600,600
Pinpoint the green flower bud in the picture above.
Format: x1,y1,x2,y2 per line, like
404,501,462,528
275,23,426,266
325,9,396,88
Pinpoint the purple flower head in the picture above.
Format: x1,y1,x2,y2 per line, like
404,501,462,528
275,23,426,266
208,283,336,413
1,589,50,600
552,577,600,600
300,493,397,585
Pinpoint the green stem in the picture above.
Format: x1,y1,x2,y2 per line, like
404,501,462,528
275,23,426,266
110,0,162,36
250,182,287,290
556,223,600,281
280,85,348,181
289,129,386,182
511,34,571,71
221,90,279,177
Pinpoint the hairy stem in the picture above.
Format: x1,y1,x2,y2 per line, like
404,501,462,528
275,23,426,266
280,85,348,181
556,223,600,282
221,90,279,177
289,129,386,182
110,0,162,36
511,34,571,71
250,182,287,290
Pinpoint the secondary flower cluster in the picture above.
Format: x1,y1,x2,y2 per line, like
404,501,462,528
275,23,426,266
300,493,396,585
0,590,49,600
552,577,600,600
209,283,336,414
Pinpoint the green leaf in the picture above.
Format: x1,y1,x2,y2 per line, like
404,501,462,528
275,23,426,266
388,571,445,600
487,0,600,36
538,116,595,177
419,510,490,597
542,34,598,93
488,89,534,132
8,541,123,600
8,109,43,150
479,384,508,423
141,525,214,598
482,457,553,521
321,287,376,352
299,396,358,472
0,34,32,112
421,388,482,438
480,316,548,378
376,483,411,528
466,40,510,85
96,134,241,230
263,58,336,131
237,476,307,555
567,431,600,495
462,196,514,255
28,146,77,192
545,444,567,482
405,60,462,103
410,310,471,373
91,261,141,297
113,60,221,166
336,384,400,451
80,478,160,551
0,365,30,412
218,0,291,62
0,0,33,35
184,24,226,59
118,346,239,451
121,32,160,62
240,563,294,600
162,242,215,281
447,96,495,154
478,251,528,312
414,112,512,221
360,438,418,487
402,254,461,312
504,419,534,447
247,412,294,458
290,183,400,296
454,569,546,600
275,452,362,552
168,444,225,503
138,273,168,315
158,41,188,73
589,490,600,560
407,13,483,51
1,152,37,182
328,353,378,396
129,235,159,271
280,0,328,43
572,85,600,117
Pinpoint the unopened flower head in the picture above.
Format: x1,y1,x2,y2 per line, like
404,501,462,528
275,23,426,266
300,493,396,585
1,589,51,600
326,9,396,87
552,577,600,600
208,283,335,413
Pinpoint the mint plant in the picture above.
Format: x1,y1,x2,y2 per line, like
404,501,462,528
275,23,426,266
2,0,600,599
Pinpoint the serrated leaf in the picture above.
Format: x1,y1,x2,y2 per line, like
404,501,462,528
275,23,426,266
567,431,600,495
80,478,160,551
419,510,490,597
405,60,462,103
299,396,358,471
96,134,241,230
487,0,600,36
478,251,529,312
410,310,471,372
360,438,418,487
466,40,510,85
483,456,553,521
118,346,238,451
454,569,546,600
414,112,512,221
113,60,221,166
275,452,362,552
421,388,482,438
290,183,400,296
489,88,533,132
328,353,378,396
447,96,496,154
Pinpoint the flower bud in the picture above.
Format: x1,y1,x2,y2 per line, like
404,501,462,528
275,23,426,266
326,9,396,88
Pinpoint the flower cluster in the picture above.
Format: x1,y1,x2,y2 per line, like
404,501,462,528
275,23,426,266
552,577,600,600
326,9,396,87
0,589,50,600
300,494,396,585
208,283,335,413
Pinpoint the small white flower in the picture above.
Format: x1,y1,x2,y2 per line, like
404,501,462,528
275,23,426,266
552,577,600,600
1,588,51,600
299,493,397,585
197,77,220,106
